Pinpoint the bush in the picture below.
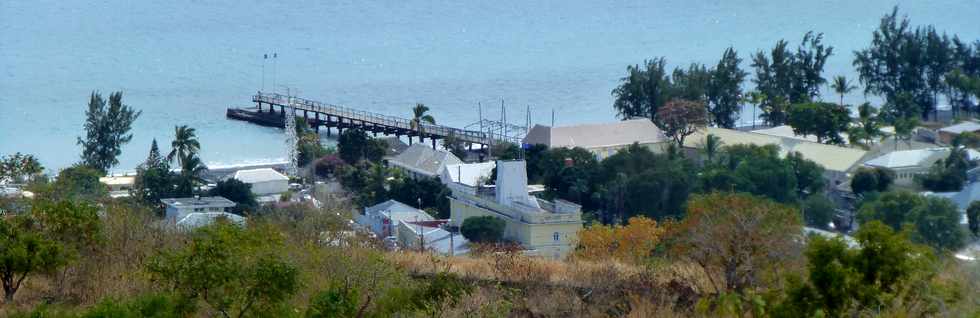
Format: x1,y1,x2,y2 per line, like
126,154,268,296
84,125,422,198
460,216,505,243
208,178,257,215
314,154,347,179
802,195,835,229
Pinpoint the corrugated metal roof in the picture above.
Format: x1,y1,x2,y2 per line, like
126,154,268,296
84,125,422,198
523,119,667,149
389,144,462,177
939,121,980,134
161,196,237,207
689,127,868,173
864,148,948,169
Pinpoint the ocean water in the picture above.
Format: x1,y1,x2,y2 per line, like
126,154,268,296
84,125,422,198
1,0,978,173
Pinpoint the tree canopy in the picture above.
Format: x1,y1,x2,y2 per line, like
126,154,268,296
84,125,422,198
77,91,141,173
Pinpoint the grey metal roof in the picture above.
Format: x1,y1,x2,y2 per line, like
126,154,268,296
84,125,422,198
388,144,462,177
161,196,237,208
522,119,667,149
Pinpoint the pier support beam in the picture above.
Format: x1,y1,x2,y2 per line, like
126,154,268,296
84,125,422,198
431,137,436,150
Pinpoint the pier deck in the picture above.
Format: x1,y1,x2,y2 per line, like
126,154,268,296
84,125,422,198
228,92,501,148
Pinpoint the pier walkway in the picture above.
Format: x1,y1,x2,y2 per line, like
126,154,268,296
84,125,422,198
228,92,502,148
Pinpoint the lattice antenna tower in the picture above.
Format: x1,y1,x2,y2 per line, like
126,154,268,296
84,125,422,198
284,96,298,177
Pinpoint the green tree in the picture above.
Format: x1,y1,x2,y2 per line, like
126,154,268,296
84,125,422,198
209,179,257,215
802,195,834,229
0,216,69,302
786,152,825,197
410,103,436,144
850,167,894,195
918,147,971,192
858,191,965,251
910,196,965,251
952,131,980,148
786,102,850,144
847,103,884,147
306,282,360,318
77,91,142,173
752,32,833,124
44,164,108,202
612,57,672,120
654,99,709,148
133,139,174,207
700,133,723,164
707,47,748,128
147,222,300,318
773,221,930,317
167,125,200,168
967,201,980,237
853,7,932,119
829,75,857,107
173,153,207,197
460,216,505,243
337,129,386,164
0,153,44,184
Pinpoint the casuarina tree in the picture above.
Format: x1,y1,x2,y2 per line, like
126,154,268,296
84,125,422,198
77,91,142,173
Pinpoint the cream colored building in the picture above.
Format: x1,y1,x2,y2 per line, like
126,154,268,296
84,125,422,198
522,119,668,160
448,160,582,259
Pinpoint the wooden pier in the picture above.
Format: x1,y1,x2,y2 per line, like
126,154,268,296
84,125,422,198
226,92,498,149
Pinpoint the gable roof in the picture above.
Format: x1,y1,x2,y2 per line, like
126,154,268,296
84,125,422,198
365,199,434,223
233,168,289,183
161,196,237,208
863,148,949,169
389,144,462,177
939,121,980,134
522,119,667,149
688,127,868,173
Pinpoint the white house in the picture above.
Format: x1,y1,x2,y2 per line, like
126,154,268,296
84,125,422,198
232,168,289,195
161,196,237,223
176,212,247,229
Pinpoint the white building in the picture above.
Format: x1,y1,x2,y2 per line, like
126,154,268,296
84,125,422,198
161,196,238,224
232,168,289,196
388,144,462,179
440,161,496,187
99,176,135,198
355,199,434,238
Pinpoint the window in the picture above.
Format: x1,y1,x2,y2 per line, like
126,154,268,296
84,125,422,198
209,207,220,211
553,232,560,242
194,208,204,212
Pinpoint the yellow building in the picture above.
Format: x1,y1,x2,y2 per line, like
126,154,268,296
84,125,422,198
448,160,582,259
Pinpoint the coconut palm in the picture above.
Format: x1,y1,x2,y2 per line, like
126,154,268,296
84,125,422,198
830,75,857,107
701,134,723,163
174,153,208,196
167,125,200,167
410,103,436,143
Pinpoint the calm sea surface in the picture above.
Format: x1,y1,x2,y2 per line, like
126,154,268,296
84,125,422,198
1,0,978,173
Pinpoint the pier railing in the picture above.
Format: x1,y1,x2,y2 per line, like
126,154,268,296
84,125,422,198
253,92,500,145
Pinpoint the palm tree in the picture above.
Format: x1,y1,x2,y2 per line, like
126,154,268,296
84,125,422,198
410,103,436,144
701,134,723,164
830,76,857,107
175,153,208,196
167,125,200,167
